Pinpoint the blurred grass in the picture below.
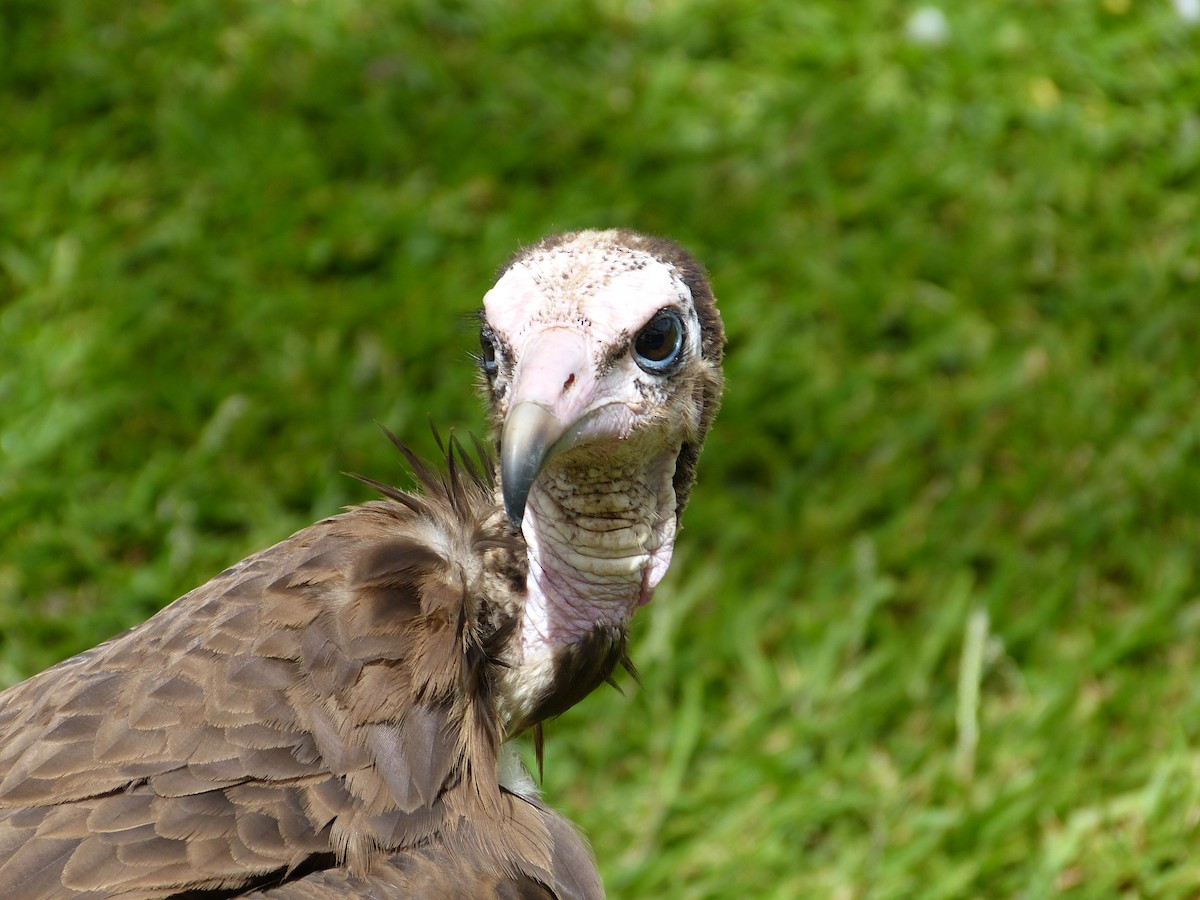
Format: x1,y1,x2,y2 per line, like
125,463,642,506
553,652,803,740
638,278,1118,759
3,0,1200,895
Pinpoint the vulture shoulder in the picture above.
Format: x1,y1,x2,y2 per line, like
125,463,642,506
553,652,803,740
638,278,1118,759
0,447,600,899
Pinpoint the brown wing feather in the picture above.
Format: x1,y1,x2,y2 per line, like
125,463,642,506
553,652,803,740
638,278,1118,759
0,449,594,897
246,794,602,900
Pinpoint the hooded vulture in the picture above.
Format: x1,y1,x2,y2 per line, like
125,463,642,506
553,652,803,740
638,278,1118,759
0,229,725,898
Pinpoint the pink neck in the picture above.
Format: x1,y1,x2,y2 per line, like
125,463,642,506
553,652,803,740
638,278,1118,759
516,450,678,659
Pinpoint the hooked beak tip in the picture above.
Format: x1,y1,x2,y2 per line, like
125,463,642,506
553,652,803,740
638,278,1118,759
504,504,525,529
502,474,528,528
500,402,568,529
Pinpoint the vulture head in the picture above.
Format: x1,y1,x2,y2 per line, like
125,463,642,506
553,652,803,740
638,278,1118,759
479,229,724,730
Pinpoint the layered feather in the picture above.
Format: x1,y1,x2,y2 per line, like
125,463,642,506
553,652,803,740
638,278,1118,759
0,439,601,898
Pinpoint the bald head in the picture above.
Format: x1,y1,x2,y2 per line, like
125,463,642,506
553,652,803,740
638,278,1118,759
480,229,724,524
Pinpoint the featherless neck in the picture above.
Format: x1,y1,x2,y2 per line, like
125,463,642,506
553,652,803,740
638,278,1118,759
517,446,680,658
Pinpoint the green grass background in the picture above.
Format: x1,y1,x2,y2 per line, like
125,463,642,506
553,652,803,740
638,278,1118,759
3,0,1200,895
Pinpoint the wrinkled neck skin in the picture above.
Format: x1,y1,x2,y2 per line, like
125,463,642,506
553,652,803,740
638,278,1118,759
518,439,680,660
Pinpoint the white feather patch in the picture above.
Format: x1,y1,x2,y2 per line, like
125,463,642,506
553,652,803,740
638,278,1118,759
497,741,540,799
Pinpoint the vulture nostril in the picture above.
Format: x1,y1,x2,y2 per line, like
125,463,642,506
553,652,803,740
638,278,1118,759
563,373,576,391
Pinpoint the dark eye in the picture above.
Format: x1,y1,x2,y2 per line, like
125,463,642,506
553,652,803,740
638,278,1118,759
632,308,684,373
479,330,498,376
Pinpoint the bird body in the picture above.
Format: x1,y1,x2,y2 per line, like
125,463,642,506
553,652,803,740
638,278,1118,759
0,230,723,897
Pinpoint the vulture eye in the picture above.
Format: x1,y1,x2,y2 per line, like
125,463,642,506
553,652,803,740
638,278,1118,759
479,330,499,376
632,308,684,373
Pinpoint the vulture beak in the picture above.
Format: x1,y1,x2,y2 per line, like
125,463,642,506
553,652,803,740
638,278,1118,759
499,330,593,527
501,402,567,527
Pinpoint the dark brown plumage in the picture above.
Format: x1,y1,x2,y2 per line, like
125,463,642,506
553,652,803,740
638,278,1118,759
0,230,724,897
